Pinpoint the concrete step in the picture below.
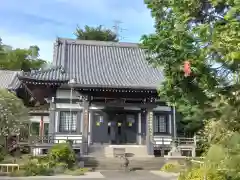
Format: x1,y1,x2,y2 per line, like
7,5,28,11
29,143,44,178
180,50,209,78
83,157,166,170
88,145,151,158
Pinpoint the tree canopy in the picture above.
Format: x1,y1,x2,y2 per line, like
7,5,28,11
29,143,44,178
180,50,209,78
141,0,240,135
0,38,47,71
0,89,29,137
74,25,118,42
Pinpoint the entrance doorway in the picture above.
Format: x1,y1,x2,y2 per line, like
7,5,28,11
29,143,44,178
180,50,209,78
91,110,138,144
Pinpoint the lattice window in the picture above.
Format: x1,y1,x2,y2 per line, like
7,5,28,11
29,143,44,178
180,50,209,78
154,114,167,133
59,111,78,133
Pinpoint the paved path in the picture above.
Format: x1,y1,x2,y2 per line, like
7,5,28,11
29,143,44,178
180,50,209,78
0,171,178,180
101,170,178,180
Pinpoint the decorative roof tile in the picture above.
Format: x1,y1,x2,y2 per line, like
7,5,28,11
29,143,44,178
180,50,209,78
0,70,22,90
18,66,69,82
19,38,164,90
53,38,164,89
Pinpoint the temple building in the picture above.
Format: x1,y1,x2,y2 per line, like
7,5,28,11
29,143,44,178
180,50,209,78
14,38,180,157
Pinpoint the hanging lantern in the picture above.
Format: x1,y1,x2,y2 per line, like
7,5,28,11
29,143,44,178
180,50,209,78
183,60,191,77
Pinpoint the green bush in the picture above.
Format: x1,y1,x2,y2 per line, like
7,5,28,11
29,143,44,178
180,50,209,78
161,161,182,173
53,162,68,174
178,167,225,180
9,170,26,177
0,147,6,162
48,143,76,168
64,168,88,176
23,159,53,176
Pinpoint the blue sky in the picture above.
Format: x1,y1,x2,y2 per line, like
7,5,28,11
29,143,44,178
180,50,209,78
0,0,154,61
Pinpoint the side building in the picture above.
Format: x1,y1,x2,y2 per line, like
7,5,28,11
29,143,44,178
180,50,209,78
16,39,192,157
0,70,49,140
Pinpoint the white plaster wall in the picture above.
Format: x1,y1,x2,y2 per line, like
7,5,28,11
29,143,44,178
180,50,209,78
169,114,172,134
154,135,172,145
56,89,79,99
55,111,59,132
153,106,171,111
30,116,49,123
32,148,42,156
56,103,106,110
54,134,82,144
56,103,83,109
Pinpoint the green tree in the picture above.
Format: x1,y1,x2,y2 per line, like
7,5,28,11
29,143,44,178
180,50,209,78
141,0,240,134
0,38,47,71
0,38,5,61
74,25,118,42
0,89,29,137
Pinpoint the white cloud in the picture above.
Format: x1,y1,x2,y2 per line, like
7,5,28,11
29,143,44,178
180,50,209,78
0,29,53,62
0,0,155,62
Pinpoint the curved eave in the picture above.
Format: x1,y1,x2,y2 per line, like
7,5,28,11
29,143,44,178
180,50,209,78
18,76,68,85
69,83,159,94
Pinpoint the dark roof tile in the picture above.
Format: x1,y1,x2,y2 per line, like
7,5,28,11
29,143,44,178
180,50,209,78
19,38,164,90
18,66,69,82
0,70,22,90
53,38,164,89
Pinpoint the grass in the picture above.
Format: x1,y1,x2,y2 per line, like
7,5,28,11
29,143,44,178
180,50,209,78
161,161,186,173
64,168,89,176
2,154,32,165
1,154,89,177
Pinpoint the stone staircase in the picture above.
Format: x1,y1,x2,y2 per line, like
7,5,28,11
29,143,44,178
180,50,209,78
85,144,165,170
83,156,166,170
88,144,152,157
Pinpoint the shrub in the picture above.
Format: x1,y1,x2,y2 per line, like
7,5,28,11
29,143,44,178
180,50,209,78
9,170,25,177
23,159,53,176
178,167,225,180
64,168,88,176
161,161,182,173
53,162,68,174
48,143,76,168
0,146,6,162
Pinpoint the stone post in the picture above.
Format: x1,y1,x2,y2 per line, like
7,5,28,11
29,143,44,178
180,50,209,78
81,95,90,155
146,109,154,155
48,97,56,140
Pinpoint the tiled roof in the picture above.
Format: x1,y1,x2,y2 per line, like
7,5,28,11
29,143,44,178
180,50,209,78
20,38,164,90
18,66,69,82
0,70,22,90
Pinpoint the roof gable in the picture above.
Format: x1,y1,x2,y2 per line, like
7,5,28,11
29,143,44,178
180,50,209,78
52,38,163,89
19,66,69,82
0,70,22,90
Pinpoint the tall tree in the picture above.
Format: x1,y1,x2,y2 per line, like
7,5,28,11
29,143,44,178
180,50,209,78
0,38,47,71
141,0,240,134
0,38,5,61
0,89,29,137
74,25,118,42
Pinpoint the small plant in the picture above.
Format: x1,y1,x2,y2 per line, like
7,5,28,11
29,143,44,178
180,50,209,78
9,170,25,177
161,161,182,173
178,167,226,180
23,159,53,176
53,162,68,174
48,143,76,168
64,168,88,176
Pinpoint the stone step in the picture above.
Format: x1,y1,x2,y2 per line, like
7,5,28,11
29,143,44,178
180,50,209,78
88,145,151,157
82,157,166,170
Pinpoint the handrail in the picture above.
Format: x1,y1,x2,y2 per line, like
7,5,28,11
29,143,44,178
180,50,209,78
0,164,19,173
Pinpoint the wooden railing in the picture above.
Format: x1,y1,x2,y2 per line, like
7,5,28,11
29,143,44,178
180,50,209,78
175,137,196,145
154,136,197,146
0,164,19,173
28,135,82,145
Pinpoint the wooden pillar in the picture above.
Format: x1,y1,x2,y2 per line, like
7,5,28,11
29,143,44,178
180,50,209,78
81,95,90,155
137,112,142,144
48,97,56,137
88,111,92,145
39,116,44,137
